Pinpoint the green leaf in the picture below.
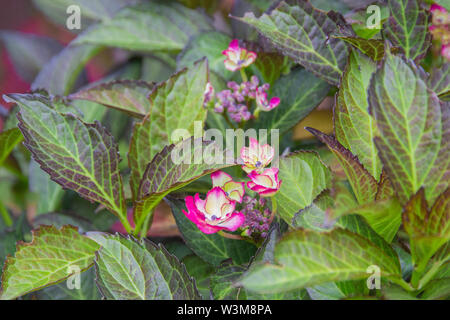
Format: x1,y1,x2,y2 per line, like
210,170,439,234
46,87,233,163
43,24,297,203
257,68,330,134
91,234,200,300
339,198,402,243
336,37,386,61
32,44,102,95
429,62,450,99
235,0,348,85
273,151,331,226
32,0,139,27
128,58,209,199
167,198,257,266
338,215,400,259
182,254,214,299
69,80,155,118
368,52,449,204
293,191,333,231
385,0,431,60
74,2,213,52
0,31,62,82
133,138,233,233
420,278,450,300
34,267,100,300
253,51,288,86
239,228,401,294
306,128,378,205
0,128,23,168
403,188,450,275
29,160,64,215
210,260,247,300
8,93,127,220
177,31,232,78
0,225,100,300
335,50,381,180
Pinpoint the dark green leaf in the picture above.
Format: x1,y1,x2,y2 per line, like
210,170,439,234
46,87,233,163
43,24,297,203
128,58,209,199
368,52,449,204
8,94,127,219
306,128,378,205
69,80,155,118
0,31,62,82
74,2,213,52
91,234,200,300
385,0,431,60
335,50,381,180
32,44,102,95
0,128,23,168
239,228,401,294
403,188,450,274
273,151,331,226
429,62,450,99
235,0,348,85
0,225,100,300
258,68,330,134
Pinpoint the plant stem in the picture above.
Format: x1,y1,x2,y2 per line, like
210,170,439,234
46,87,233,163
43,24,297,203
0,201,13,227
218,230,245,240
240,68,248,82
390,277,415,292
417,260,445,290
269,198,277,224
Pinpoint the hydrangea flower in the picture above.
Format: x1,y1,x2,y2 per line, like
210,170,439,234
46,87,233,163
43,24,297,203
222,39,257,72
429,3,450,61
240,137,274,174
211,171,245,203
183,187,245,234
256,89,281,112
247,168,282,197
241,196,271,238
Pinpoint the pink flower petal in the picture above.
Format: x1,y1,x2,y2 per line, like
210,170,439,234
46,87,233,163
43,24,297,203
217,212,245,231
211,170,232,187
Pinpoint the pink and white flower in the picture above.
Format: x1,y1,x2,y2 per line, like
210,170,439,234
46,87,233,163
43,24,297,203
222,39,257,72
211,171,245,203
247,168,282,197
256,90,280,112
240,138,275,174
182,187,245,234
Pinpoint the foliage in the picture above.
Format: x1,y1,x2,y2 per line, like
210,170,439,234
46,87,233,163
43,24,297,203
0,0,448,300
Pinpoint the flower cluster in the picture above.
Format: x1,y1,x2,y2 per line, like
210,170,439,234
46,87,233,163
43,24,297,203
182,139,281,236
203,39,281,124
214,76,279,122
241,196,272,238
430,4,450,60
222,39,257,72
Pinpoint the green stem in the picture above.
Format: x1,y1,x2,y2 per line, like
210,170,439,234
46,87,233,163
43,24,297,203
240,68,248,82
390,277,415,292
418,260,445,290
269,198,277,224
0,201,13,227
218,230,245,240
139,210,154,239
